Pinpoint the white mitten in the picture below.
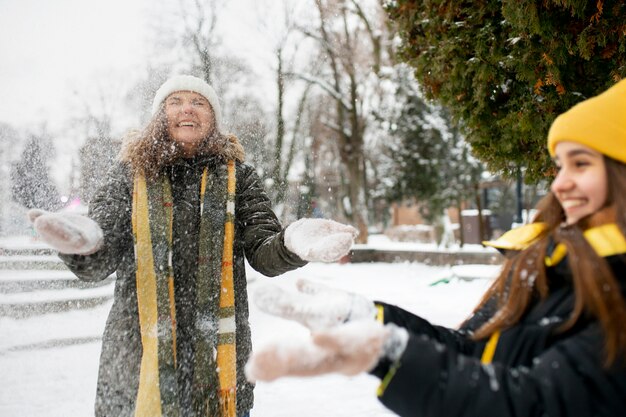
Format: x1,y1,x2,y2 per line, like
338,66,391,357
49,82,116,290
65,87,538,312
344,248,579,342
28,209,104,255
284,218,357,262
245,320,408,382
253,279,377,330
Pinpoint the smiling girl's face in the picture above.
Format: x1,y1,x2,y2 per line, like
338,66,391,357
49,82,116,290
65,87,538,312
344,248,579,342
550,141,608,225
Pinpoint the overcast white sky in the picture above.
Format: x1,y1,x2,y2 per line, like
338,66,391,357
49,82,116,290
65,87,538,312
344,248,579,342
0,0,150,131
0,0,305,131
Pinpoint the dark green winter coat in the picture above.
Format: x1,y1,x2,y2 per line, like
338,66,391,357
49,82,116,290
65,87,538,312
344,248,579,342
60,152,306,417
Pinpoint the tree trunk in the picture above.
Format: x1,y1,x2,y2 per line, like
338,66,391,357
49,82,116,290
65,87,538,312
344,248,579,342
457,198,465,248
271,47,286,204
474,183,485,243
344,151,368,243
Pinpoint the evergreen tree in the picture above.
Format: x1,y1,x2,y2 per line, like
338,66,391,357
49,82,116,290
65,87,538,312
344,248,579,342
79,135,120,204
0,123,20,235
11,136,61,211
379,65,484,244
385,0,626,182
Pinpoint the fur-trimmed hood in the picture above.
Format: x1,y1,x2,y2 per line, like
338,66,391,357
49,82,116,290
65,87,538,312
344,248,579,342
217,133,246,162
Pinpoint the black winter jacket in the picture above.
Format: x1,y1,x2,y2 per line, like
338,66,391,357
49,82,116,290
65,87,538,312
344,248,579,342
60,155,306,417
374,243,626,416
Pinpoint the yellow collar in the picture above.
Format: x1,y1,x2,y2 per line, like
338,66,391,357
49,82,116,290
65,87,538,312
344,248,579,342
546,223,626,266
483,222,548,251
484,222,626,266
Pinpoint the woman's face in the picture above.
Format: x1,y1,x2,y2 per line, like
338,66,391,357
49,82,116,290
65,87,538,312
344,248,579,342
164,91,214,157
551,141,608,225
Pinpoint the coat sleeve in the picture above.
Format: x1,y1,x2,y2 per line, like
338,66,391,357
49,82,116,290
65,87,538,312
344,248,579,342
377,302,481,354
369,302,483,380
236,164,307,276
59,163,134,282
377,321,625,417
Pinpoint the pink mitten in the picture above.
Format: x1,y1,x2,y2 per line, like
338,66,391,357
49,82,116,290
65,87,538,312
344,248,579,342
28,209,103,255
245,320,402,382
253,279,377,330
284,218,357,262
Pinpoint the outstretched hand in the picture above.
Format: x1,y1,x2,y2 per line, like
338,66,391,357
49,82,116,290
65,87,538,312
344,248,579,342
28,209,103,255
284,218,357,262
253,279,377,330
245,320,390,382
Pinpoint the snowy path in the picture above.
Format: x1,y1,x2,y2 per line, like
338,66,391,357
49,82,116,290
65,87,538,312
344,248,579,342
0,261,497,417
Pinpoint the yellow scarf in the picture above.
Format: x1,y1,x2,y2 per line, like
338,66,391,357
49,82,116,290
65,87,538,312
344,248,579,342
132,160,237,417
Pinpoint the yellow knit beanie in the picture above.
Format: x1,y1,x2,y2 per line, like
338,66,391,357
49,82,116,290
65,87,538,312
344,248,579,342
548,79,626,163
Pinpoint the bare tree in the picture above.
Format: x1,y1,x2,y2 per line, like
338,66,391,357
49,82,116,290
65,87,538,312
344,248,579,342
291,0,393,242
178,0,223,84
253,1,318,208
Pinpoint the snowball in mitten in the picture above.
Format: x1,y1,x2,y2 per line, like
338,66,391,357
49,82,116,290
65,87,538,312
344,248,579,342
245,320,408,382
28,209,104,255
284,218,357,262
253,279,377,330
244,337,337,382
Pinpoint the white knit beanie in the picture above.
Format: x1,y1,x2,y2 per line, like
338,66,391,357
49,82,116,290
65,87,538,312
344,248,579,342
152,75,224,133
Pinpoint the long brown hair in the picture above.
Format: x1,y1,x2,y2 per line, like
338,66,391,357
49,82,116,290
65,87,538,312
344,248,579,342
119,105,245,180
471,156,626,366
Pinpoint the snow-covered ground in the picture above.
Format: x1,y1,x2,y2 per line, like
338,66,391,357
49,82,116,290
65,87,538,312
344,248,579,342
0,259,499,417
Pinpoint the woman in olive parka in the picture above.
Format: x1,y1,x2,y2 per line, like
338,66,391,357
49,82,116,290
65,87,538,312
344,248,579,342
29,75,357,417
